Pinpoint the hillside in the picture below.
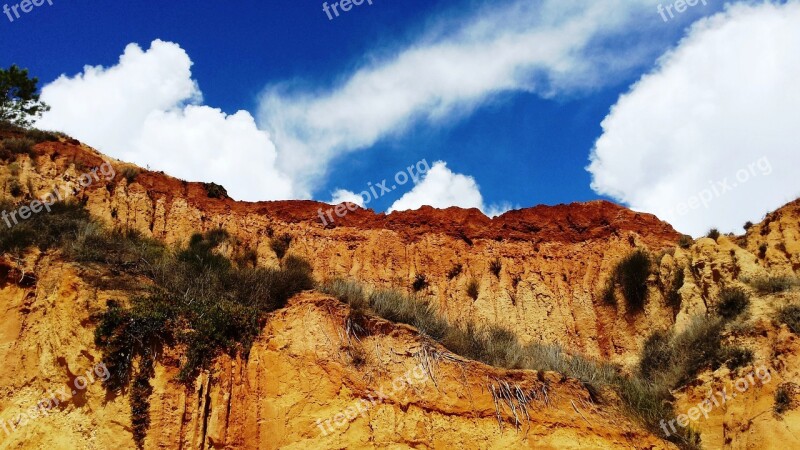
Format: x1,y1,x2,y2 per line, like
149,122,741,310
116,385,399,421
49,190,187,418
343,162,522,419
0,130,798,449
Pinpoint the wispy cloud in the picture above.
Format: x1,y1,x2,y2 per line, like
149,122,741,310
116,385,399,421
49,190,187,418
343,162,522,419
258,0,663,198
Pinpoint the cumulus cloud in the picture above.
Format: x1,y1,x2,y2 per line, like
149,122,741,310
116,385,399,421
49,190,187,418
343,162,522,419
258,0,664,197
588,1,800,236
388,161,511,217
328,189,365,207
37,40,294,201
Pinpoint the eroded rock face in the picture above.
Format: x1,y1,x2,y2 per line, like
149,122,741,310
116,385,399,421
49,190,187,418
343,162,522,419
2,139,685,363
0,256,675,450
1,136,799,449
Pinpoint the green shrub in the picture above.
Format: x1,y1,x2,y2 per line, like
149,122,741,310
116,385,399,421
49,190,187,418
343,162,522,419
747,276,798,294
203,182,228,199
758,243,768,258
489,258,502,277
91,230,313,443
24,128,59,143
270,233,292,259
639,330,673,381
743,221,754,231
614,249,650,312
777,305,800,334
639,317,727,389
0,199,90,253
466,278,479,300
678,235,693,249
707,229,720,240
0,137,35,160
724,347,753,370
716,287,749,320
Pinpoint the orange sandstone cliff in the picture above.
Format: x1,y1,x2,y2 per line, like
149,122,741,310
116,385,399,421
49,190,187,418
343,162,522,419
0,134,797,449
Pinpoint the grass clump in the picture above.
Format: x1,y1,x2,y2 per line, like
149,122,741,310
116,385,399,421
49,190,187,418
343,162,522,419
489,258,502,277
774,385,794,415
0,137,35,161
746,275,798,294
678,235,693,249
412,274,429,292
270,233,292,259
723,347,753,371
121,166,140,184
707,229,721,241
466,278,479,300
611,249,651,312
716,287,750,320
777,305,800,334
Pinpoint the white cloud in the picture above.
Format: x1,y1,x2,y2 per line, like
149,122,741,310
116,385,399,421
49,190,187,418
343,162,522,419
37,40,294,201
588,1,800,236
258,0,666,197
388,161,511,217
328,189,364,207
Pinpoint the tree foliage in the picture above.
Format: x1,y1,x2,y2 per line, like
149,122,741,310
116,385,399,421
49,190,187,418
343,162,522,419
0,65,50,127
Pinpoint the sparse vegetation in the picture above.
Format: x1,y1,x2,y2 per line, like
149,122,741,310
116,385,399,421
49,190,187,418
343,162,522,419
466,278,479,300
321,278,700,449
489,258,502,277
743,221,754,231
203,182,228,199
121,166,140,184
0,199,315,449
639,317,731,389
758,243,768,258
678,235,693,249
746,275,798,294
0,137,35,161
777,305,800,334
612,249,651,312
270,233,292,259
716,287,749,320
707,229,720,241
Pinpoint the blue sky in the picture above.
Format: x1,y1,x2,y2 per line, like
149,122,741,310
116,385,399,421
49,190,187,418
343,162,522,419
2,0,798,235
